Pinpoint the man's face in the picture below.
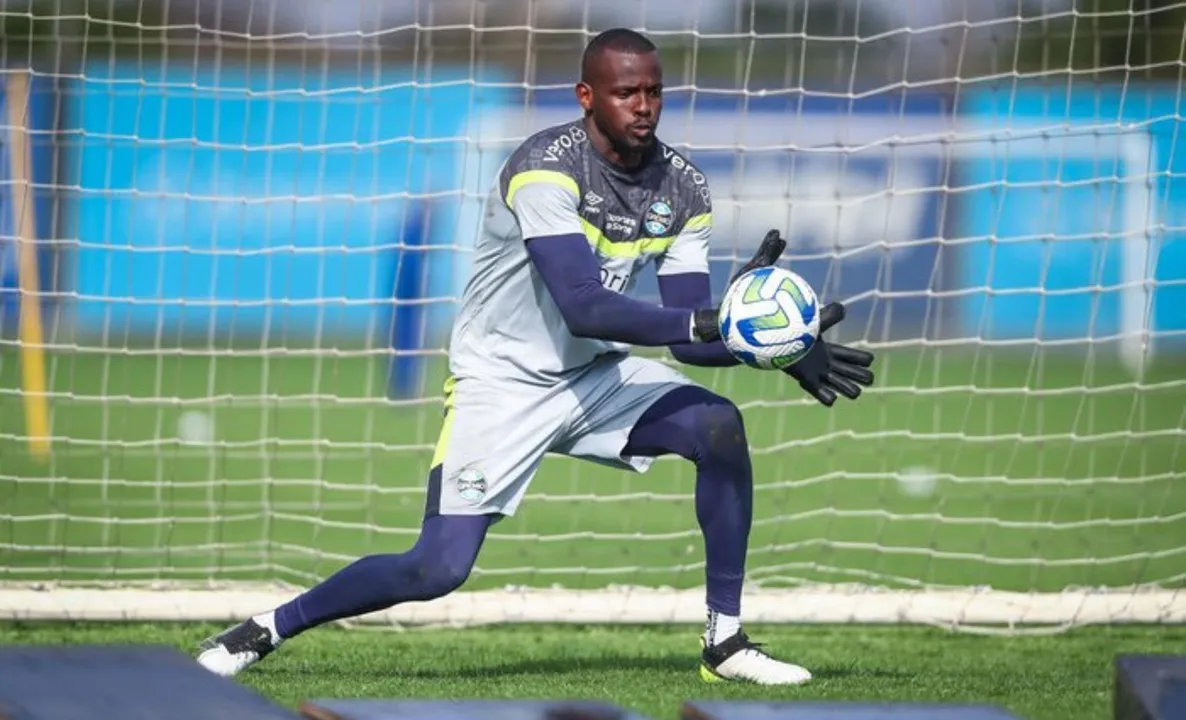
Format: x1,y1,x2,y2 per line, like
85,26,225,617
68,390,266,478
578,50,663,154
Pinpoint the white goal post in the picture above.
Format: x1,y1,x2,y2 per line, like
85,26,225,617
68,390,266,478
0,1,1184,631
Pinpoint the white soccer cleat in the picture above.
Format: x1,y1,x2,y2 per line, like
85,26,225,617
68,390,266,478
699,631,813,686
196,618,281,677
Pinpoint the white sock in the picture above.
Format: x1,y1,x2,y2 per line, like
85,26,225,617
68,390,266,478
251,610,282,646
705,609,741,647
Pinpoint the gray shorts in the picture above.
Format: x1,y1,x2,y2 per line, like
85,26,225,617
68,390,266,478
431,354,697,516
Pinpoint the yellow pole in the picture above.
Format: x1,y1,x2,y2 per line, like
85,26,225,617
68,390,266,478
6,70,50,460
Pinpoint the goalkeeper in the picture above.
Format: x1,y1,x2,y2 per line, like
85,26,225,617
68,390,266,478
198,27,874,685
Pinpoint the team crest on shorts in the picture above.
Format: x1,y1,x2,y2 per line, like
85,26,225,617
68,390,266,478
644,200,673,236
455,467,487,503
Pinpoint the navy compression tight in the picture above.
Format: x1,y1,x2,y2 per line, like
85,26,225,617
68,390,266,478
274,385,752,638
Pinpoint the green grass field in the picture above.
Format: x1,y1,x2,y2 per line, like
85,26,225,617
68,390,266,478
0,621,1183,720
1,345,1184,592
1,345,1183,718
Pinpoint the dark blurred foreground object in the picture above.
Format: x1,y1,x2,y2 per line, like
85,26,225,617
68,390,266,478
1114,655,1186,720
300,699,650,720
0,645,300,720
679,701,1025,720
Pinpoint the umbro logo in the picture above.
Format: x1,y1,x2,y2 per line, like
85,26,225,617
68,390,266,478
583,191,603,214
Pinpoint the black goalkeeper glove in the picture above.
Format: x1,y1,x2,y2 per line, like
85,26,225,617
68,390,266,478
784,302,875,407
690,229,787,343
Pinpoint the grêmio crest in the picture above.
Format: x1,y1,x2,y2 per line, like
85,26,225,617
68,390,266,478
644,199,674,236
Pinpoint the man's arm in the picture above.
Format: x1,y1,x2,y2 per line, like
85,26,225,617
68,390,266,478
654,206,766,366
658,272,739,366
526,234,698,346
509,176,708,346
658,222,790,366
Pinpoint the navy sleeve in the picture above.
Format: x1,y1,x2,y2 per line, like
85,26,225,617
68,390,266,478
526,233,695,347
658,272,741,367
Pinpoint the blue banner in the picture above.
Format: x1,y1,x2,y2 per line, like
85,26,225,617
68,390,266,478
955,84,1186,349
65,62,507,346
64,61,508,395
57,66,1186,373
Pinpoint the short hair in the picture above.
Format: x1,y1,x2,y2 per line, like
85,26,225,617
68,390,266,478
581,28,657,82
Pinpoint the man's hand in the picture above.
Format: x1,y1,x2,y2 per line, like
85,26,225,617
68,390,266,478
690,230,786,343
784,302,875,406
731,229,786,282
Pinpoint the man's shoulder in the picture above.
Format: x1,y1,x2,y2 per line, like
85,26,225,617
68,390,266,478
503,120,589,179
651,139,712,215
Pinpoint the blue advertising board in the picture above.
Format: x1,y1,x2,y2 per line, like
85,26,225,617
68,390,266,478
0,73,57,335
65,61,508,395
956,84,1186,355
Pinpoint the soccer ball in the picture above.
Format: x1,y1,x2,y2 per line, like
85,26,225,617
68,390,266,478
718,266,821,370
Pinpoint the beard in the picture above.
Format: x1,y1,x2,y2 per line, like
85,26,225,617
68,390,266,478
592,113,651,152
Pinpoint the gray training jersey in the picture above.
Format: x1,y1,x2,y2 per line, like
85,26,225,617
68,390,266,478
448,119,714,384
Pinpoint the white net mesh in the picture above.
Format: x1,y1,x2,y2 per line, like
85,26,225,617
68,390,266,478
0,0,1184,628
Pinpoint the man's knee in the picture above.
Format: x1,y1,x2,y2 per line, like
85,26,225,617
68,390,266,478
416,553,474,596
395,544,475,601
404,514,488,599
628,385,748,463
695,396,748,460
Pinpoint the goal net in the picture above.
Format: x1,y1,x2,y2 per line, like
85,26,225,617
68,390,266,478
0,1,1183,630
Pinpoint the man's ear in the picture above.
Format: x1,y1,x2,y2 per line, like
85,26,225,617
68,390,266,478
575,82,593,113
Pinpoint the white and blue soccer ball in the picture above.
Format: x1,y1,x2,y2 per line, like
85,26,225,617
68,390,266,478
718,266,821,370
